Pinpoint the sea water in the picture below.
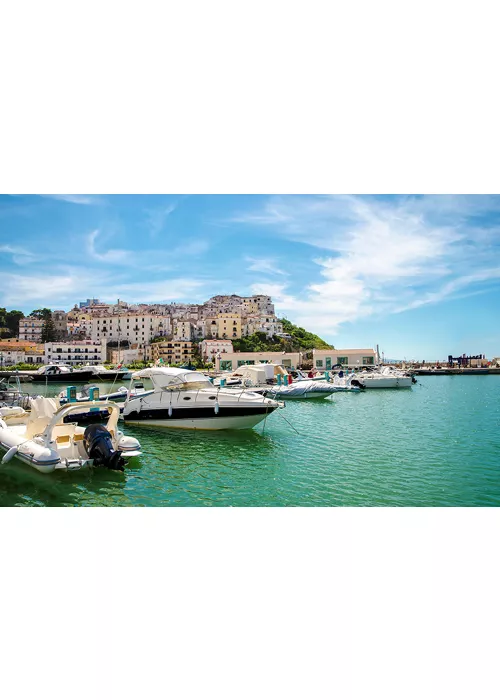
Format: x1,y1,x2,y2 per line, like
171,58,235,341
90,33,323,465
0,376,499,506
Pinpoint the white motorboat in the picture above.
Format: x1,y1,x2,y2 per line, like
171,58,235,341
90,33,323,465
352,366,414,389
215,364,337,399
0,398,141,473
291,369,362,392
123,367,281,430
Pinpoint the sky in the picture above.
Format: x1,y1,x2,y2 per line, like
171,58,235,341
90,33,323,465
1,194,500,360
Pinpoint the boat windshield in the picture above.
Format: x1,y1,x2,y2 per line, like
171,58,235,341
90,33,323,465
150,371,213,391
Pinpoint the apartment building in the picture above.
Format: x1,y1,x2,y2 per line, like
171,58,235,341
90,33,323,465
18,317,45,342
91,314,172,344
107,343,149,364
217,312,242,339
45,339,107,366
150,340,193,365
200,339,234,362
174,320,194,341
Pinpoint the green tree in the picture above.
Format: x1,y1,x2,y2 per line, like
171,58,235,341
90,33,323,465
30,308,52,320
6,310,24,336
41,316,57,343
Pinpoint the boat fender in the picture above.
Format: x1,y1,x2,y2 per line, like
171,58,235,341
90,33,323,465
214,401,219,415
168,405,173,417
2,445,19,464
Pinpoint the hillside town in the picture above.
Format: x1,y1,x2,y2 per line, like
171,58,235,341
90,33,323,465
0,294,381,371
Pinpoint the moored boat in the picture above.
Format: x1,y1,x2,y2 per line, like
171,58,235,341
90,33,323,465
30,364,96,383
0,398,141,473
123,367,282,430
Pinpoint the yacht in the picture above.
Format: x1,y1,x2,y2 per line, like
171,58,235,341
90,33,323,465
122,367,282,430
352,366,414,388
30,365,96,383
0,398,141,473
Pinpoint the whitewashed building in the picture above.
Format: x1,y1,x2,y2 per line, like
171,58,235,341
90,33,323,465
312,348,378,370
200,339,234,363
19,317,44,342
45,339,107,366
91,314,171,344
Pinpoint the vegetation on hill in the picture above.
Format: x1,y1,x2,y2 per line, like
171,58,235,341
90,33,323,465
232,322,333,353
280,319,333,350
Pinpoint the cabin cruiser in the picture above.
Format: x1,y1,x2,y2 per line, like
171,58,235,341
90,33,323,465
0,398,141,473
31,364,96,383
122,367,281,430
351,366,414,388
215,364,337,399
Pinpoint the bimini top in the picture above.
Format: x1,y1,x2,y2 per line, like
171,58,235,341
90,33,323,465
131,367,212,390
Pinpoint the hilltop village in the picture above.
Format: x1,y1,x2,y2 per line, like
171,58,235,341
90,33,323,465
0,294,379,371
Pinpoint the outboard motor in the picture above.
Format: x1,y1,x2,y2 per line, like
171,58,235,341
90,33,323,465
351,379,365,389
83,424,125,471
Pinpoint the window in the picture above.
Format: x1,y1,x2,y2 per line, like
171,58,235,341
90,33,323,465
316,359,324,368
337,356,348,365
220,360,232,371
362,356,374,365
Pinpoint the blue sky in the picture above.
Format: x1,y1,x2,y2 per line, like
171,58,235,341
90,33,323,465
1,194,500,360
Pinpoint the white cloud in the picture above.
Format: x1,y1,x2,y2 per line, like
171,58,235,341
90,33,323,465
87,229,132,263
146,202,178,237
246,257,287,276
0,244,37,265
38,194,99,205
243,195,500,337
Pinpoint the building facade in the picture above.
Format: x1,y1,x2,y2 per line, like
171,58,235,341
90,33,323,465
312,348,378,370
150,341,194,366
200,339,234,363
90,314,171,344
19,317,44,342
45,340,107,366
216,351,301,371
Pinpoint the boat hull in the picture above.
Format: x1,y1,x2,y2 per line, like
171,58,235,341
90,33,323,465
31,371,96,383
124,406,277,431
362,377,413,388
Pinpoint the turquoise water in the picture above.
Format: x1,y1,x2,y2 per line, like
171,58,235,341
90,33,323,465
0,376,499,506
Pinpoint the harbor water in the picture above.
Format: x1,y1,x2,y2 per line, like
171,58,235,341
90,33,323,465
0,375,499,506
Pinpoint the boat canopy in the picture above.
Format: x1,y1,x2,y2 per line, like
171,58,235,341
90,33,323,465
131,367,212,391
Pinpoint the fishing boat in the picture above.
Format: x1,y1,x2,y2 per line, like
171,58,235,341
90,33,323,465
0,398,141,473
122,367,282,430
30,364,96,383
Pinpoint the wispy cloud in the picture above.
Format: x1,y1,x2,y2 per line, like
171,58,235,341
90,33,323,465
146,202,178,238
0,267,210,309
0,244,37,265
37,194,100,205
246,257,287,276
239,195,500,336
86,229,132,263
174,239,210,256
